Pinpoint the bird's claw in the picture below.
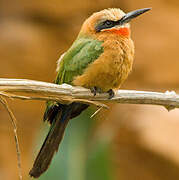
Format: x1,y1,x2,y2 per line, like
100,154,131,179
107,89,115,99
90,86,102,96
91,87,114,99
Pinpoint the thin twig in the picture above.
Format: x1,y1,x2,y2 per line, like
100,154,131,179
0,96,22,180
0,91,108,109
90,107,103,118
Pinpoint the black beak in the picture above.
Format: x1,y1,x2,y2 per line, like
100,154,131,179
119,8,151,25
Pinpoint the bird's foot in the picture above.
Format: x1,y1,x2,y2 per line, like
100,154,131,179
90,86,102,96
107,89,115,99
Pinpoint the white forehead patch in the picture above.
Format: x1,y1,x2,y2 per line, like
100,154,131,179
100,8,126,21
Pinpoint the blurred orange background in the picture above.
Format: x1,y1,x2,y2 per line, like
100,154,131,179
0,0,179,179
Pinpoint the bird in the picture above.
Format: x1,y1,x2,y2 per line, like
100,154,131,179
29,7,151,178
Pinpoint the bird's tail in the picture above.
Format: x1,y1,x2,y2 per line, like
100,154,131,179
29,103,74,178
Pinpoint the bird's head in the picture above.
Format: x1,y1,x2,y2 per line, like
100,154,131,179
79,8,151,38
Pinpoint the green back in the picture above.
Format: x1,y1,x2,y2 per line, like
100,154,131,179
55,36,104,85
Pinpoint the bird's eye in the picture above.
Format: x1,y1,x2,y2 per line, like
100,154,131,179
104,20,113,27
95,20,115,32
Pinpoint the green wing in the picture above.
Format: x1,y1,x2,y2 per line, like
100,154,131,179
55,37,104,85
44,37,104,121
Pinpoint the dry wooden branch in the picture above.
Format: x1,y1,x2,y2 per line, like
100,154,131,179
0,78,179,111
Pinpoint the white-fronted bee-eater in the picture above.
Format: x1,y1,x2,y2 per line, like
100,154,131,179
29,7,151,178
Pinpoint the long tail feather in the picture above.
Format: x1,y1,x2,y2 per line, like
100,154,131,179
29,104,73,178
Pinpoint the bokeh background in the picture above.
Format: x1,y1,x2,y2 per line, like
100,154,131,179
0,0,179,179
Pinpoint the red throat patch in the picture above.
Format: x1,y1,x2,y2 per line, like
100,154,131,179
104,27,130,37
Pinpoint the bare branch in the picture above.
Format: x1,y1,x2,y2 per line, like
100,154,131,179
0,78,179,111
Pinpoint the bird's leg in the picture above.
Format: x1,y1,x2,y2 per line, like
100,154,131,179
90,86,97,96
90,86,102,96
107,89,115,99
